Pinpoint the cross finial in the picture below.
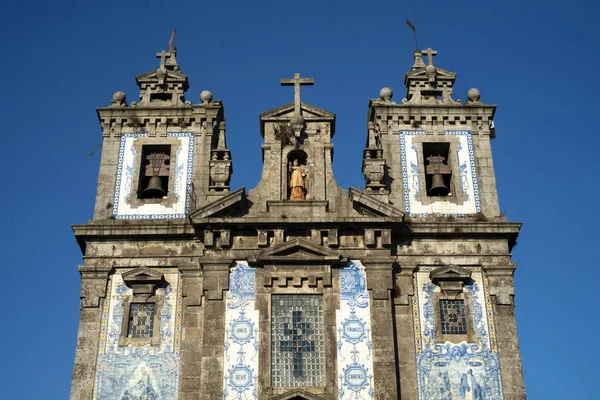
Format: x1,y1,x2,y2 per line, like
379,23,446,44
281,73,314,116
421,48,438,66
156,50,170,70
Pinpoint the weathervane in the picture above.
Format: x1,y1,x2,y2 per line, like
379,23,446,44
405,18,418,51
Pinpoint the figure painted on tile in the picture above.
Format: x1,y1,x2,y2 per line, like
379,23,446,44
460,369,483,400
121,373,158,400
289,159,307,200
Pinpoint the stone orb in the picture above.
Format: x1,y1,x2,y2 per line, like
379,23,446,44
200,90,213,104
467,88,481,102
112,91,126,103
379,87,393,101
425,64,436,74
290,114,305,125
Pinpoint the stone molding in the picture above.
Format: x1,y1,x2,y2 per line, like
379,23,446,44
262,265,332,288
361,257,397,300
190,187,246,219
349,187,404,217
200,258,234,300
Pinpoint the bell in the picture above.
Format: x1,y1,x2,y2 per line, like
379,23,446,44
429,173,449,196
143,176,166,198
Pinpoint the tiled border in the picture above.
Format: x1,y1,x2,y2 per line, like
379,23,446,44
399,130,481,216
112,132,195,219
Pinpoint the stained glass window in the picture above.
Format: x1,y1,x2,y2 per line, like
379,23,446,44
440,299,467,335
127,303,156,338
271,295,325,387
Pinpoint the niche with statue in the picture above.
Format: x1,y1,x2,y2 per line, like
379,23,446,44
287,150,308,201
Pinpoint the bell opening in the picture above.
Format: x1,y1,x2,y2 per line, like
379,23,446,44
423,142,452,197
138,144,171,199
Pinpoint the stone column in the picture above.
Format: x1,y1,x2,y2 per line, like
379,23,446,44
394,265,418,400
198,259,233,400
487,266,526,400
70,268,108,400
363,257,398,400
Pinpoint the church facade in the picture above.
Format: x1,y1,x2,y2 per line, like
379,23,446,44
70,43,525,400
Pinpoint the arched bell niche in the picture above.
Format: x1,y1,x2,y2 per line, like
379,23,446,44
287,149,308,200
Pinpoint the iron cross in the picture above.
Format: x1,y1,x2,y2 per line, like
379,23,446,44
281,73,314,116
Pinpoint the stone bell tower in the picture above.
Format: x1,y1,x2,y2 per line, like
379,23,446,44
71,41,525,400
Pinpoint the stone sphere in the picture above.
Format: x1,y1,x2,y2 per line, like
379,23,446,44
425,64,436,74
379,87,393,101
156,68,166,79
112,91,126,103
290,114,305,125
200,90,213,103
467,88,481,102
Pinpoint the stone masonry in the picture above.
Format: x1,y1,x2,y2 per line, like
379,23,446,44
70,43,525,400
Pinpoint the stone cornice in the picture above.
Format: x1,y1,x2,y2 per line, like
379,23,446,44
72,222,195,253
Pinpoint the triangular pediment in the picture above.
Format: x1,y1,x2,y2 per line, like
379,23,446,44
260,102,335,121
349,187,404,218
190,188,246,220
249,238,343,265
406,66,456,81
430,265,472,283
121,267,164,284
271,389,328,400
136,68,188,82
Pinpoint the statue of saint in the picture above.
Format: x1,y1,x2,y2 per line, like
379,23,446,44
289,159,307,200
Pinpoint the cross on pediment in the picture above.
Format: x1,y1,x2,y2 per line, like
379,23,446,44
281,73,314,116
156,50,174,70
421,48,438,66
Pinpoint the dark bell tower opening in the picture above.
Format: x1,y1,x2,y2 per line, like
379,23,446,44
423,142,451,196
138,145,171,199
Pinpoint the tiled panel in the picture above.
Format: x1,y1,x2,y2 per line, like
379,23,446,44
413,268,503,399
400,130,481,216
112,132,194,219
271,295,325,387
336,261,375,399
222,263,259,399
93,269,182,400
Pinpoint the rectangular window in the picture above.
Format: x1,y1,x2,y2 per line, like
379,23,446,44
271,295,325,387
127,303,156,338
440,299,467,335
138,145,171,199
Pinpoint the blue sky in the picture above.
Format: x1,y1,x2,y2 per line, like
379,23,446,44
1,0,598,398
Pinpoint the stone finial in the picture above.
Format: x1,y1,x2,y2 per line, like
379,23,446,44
200,90,213,104
411,50,426,69
379,87,393,102
110,91,127,107
467,88,481,104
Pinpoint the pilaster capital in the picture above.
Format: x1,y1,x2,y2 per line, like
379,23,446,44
200,258,235,301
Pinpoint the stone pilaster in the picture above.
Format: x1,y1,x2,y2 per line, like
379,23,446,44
363,257,398,400
394,265,418,400
199,259,233,400
70,268,108,400
179,265,204,400
487,266,526,400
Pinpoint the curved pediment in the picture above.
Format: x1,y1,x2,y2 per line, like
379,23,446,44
249,238,344,265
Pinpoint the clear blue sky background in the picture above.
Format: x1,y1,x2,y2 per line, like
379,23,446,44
1,0,598,398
